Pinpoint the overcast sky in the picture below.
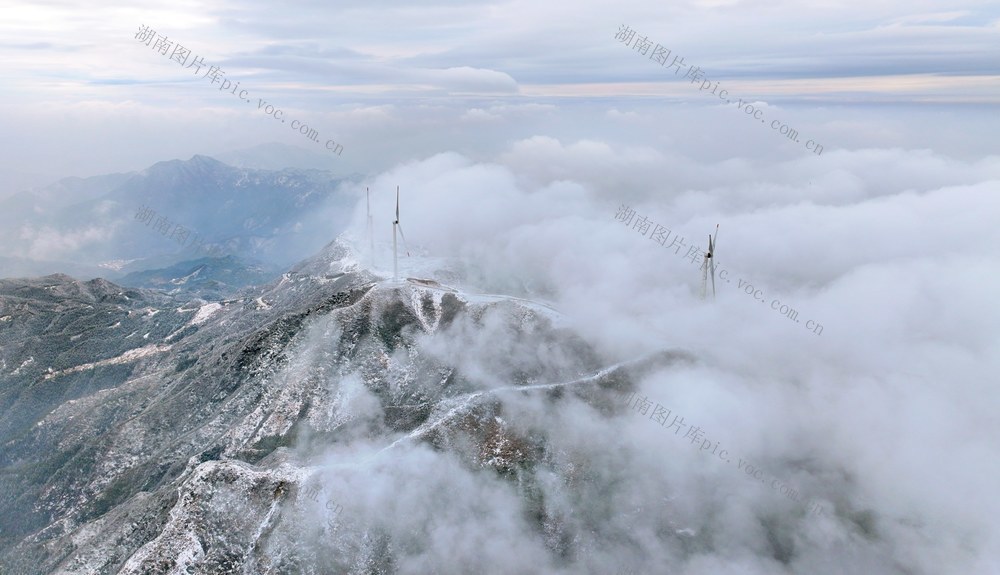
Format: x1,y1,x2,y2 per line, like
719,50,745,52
1,0,998,191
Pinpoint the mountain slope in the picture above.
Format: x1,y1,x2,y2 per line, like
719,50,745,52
116,255,282,299
0,239,694,574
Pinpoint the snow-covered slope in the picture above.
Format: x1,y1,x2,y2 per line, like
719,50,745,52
0,238,697,574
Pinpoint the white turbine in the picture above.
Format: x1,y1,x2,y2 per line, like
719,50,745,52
700,224,719,300
366,187,374,267
392,185,411,281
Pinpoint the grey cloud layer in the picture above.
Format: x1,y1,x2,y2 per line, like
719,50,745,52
309,135,1000,573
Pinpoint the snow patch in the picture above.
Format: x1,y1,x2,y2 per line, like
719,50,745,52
190,302,223,325
42,343,173,380
97,258,139,271
11,356,34,375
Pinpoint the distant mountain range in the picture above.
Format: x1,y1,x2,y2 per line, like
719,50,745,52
0,150,360,292
116,255,281,299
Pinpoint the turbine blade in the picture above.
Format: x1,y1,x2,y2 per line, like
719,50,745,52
395,185,400,222
397,222,411,257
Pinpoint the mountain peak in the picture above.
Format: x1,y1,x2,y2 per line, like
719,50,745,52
139,155,229,179
188,154,225,166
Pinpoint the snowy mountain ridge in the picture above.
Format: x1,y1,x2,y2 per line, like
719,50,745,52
0,236,695,574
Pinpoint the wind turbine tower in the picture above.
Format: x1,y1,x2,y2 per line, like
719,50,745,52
366,187,374,267
392,185,411,281
700,224,719,300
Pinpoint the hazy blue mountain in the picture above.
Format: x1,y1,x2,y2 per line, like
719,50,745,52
0,172,136,279
0,155,357,282
2,171,133,211
0,169,54,202
0,255,109,282
117,255,282,299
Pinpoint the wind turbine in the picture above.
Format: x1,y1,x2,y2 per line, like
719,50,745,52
392,185,411,281
366,187,374,267
700,224,719,300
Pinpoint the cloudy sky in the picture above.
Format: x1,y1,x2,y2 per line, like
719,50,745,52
1,0,998,191
2,1,999,573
